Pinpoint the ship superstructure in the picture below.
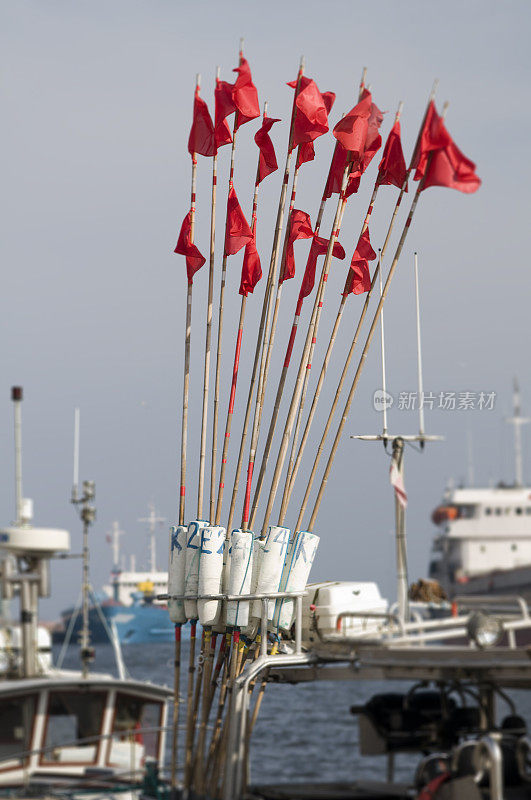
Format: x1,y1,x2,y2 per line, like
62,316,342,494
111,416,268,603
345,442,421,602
429,380,531,599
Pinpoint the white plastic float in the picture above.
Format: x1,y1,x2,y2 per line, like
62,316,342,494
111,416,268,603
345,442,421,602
226,529,254,628
252,525,290,622
273,530,320,631
198,525,225,626
168,525,187,624
184,519,209,620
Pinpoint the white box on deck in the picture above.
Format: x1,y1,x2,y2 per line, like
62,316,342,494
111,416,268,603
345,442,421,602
302,581,388,644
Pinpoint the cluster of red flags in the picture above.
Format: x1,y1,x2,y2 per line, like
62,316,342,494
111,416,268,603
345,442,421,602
179,62,480,297
413,101,480,193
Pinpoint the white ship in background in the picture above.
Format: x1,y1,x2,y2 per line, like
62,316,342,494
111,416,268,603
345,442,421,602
429,379,531,600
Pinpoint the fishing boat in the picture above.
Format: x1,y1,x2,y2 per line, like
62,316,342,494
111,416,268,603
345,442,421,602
429,380,531,602
55,508,175,645
0,387,171,798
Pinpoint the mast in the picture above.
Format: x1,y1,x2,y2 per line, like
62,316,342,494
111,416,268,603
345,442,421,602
12,387,23,525
506,378,529,488
139,502,166,573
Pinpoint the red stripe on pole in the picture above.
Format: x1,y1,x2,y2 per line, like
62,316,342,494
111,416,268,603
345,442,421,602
242,461,254,527
180,486,186,497
284,323,298,368
228,327,244,413
175,624,182,642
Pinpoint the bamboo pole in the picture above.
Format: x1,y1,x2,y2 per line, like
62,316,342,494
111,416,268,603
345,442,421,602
254,73,368,533
246,159,302,528
305,110,447,532
379,250,389,439
170,623,182,792
192,629,216,793
197,67,220,522
295,90,442,533
257,157,353,537
215,102,267,526
281,101,404,519
210,49,243,523
173,75,199,792
224,57,304,534
205,631,232,786
183,620,197,785
179,74,200,526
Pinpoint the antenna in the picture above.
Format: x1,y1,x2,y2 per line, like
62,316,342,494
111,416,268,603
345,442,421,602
72,407,80,503
11,387,23,525
138,502,166,573
351,251,442,625
506,378,529,487
378,250,388,440
414,252,425,444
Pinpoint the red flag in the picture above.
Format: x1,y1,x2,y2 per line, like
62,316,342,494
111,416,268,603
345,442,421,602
323,142,349,199
174,211,206,284
344,227,376,296
296,141,315,168
239,235,262,296
423,141,481,193
255,116,281,183
378,120,407,189
412,102,450,179
214,59,260,143
325,93,383,198
233,58,260,129
332,91,372,157
413,102,480,193
299,235,346,301
225,187,253,255
188,88,216,158
287,76,335,150
280,210,313,283
215,78,234,149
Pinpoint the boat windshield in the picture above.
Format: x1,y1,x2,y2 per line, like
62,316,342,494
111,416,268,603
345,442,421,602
43,690,106,764
0,694,37,768
112,692,162,761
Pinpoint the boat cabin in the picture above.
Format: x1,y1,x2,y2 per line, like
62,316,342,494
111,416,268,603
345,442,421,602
0,675,170,788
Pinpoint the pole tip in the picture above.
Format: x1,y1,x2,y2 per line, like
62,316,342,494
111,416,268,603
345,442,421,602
263,99,268,116
196,73,201,89
429,78,439,100
11,386,22,402
299,55,305,70
216,65,220,80
239,37,244,53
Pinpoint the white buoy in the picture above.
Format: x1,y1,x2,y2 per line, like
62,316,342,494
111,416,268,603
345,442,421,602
184,519,209,620
168,525,187,624
252,525,290,621
198,525,225,626
226,529,254,628
273,530,320,630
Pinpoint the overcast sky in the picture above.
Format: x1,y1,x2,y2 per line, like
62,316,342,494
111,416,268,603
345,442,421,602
1,0,530,619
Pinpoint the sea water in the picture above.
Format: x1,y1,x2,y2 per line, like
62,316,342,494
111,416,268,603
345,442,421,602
53,641,531,786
